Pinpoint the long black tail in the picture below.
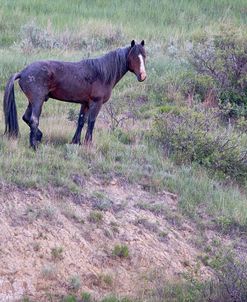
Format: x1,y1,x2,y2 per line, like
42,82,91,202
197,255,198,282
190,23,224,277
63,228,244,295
3,73,21,137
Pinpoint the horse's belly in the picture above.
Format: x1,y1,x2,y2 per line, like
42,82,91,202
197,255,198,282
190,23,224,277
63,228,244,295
49,85,89,102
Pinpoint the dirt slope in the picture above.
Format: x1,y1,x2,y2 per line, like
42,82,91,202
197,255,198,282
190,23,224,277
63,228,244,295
0,179,211,301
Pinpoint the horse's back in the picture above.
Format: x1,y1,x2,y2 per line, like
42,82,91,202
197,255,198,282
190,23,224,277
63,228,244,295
18,58,113,102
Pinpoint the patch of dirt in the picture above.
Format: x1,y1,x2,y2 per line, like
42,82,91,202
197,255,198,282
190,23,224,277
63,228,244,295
0,180,214,301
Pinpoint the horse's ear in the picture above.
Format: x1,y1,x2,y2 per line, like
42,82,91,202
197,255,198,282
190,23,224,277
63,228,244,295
141,40,145,46
131,40,135,47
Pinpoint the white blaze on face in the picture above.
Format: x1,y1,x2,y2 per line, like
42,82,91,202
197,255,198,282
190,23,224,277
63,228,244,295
138,54,146,76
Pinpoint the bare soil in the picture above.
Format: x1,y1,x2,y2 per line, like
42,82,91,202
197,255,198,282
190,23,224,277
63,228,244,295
0,179,216,301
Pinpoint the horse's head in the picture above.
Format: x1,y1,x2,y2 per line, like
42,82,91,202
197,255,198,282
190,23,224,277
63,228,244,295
127,40,147,82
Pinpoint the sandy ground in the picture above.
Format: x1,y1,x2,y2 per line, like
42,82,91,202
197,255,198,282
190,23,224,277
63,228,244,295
0,179,212,301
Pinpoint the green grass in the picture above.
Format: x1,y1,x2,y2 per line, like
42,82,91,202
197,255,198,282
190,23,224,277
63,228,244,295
0,117,247,233
1,0,247,45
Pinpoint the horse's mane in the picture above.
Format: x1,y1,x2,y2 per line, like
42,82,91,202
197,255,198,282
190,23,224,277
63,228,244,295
85,46,130,85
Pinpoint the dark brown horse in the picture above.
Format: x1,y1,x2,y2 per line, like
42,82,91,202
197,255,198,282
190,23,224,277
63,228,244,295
4,40,146,149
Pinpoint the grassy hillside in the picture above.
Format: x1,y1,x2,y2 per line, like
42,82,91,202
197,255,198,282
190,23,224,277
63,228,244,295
0,1,247,301
1,0,247,44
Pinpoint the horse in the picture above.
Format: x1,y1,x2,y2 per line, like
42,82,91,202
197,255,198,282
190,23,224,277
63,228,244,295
3,40,146,150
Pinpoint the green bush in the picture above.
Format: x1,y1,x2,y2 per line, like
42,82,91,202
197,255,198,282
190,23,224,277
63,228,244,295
187,26,247,117
154,107,247,182
148,253,247,302
215,254,247,302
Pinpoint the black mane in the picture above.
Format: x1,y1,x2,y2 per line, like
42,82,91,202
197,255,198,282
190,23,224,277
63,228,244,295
84,46,130,86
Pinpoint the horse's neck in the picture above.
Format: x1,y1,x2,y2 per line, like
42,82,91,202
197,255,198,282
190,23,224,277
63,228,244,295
108,47,129,87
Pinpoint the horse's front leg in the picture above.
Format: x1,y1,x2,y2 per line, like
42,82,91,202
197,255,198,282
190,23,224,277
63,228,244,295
71,103,88,144
84,99,102,145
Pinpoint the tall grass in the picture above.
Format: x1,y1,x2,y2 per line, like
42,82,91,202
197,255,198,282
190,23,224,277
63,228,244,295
1,0,247,45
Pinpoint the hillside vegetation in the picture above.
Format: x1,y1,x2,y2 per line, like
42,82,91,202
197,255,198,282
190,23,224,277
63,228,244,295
0,1,247,301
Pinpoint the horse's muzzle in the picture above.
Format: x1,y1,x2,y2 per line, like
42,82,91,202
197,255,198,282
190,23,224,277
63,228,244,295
137,73,147,82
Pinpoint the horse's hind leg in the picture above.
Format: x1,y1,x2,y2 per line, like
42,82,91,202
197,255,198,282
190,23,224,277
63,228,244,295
71,103,88,144
22,103,43,142
29,100,44,150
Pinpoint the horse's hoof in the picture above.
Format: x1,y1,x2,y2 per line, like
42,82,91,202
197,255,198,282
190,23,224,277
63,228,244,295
71,138,81,145
83,140,93,147
36,131,43,142
31,144,37,151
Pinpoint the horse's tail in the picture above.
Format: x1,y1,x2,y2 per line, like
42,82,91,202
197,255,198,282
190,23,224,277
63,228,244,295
3,72,21,138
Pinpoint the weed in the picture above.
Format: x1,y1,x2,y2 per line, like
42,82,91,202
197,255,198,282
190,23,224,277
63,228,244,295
31,241,41,252
41,205,57,221
99,273,113,287
24,205,41,223
92,197,113,212
22,298,33,302
60,203,84,224
62,295,77,302
81,292,92,302
88,211,103,223
68,275,81,291
112,244,129,258
110,221,120,233
158,231,169,242
100,297,134,302
134,218,159,233
211,238,221,247
41,264,57,280
104,228,114,239
135,202,166,216
51,246,64,261
23,204,57,223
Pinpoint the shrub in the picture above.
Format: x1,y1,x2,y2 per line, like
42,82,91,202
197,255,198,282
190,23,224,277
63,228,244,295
154,107,247,182
148,254,247,302
20,21,61,50
214,254,247,302
187,26,247,117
